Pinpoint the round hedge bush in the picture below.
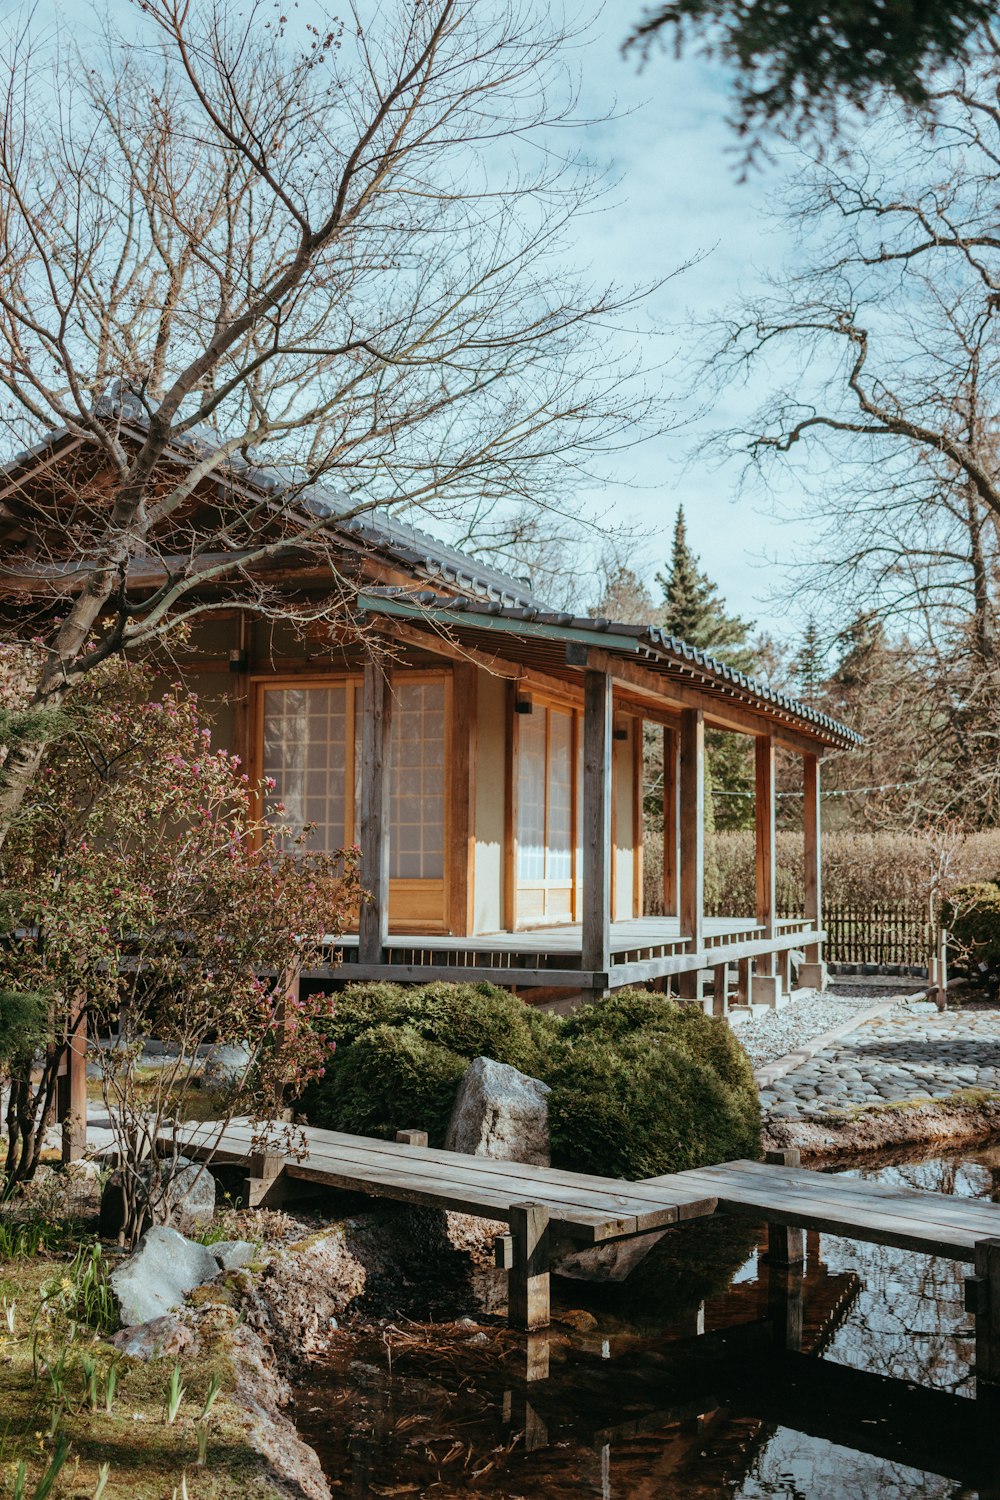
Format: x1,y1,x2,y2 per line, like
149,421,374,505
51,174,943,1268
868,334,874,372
942,882,1000,976
299,981,761,1174
546,1032,760,1181
303,1022,467,1144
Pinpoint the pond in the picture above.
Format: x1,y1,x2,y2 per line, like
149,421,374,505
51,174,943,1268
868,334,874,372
293,1144,1000,1498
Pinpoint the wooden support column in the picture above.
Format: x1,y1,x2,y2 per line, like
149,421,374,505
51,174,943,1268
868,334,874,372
61,997,87,1165
508,1202,551,1330
582,669,613,985
662,725,680,919
799,750,828,990
712,963,729,1017
753,735,781,1006
764,1149,805,1264
969,1237,1000,1387
359,661,393,965
679,709,704,954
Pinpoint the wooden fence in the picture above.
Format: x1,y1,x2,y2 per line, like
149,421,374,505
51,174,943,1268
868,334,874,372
706,899,931,968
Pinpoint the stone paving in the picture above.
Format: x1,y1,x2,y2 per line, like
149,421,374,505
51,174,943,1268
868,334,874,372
759,1000,1000,1122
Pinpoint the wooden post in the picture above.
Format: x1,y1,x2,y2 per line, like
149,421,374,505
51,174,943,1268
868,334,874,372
508,1202,551,1330
736,956,752,1006
755,735,776,939
971,1237,1000,1386
61,997,87,1165
679,708,704,954
359,661,393,965
799,751,828,991
244,1151,287,1209
712,963,728,1016
581,669,613,986
768,1265,805,1352
764,1149,805,1264
662,725,680,919
395,1129,429,1148
753,736,781,1006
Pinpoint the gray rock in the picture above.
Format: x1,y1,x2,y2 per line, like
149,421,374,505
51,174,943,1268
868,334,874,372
99,1158,217,1239
211,1239,258,1272
446,1050,551,1164
444,1056,551,1167
110,1226,219,1328
201,1042,251,1089
109,1313,196,1360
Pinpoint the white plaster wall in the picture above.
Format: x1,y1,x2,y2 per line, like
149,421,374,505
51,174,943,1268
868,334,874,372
473,669,507,933
614,719,636,919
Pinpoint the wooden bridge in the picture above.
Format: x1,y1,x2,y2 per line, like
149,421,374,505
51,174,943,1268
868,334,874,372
174,1121,1000,1391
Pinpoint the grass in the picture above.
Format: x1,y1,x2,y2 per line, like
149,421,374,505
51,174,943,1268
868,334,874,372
0,1221,289,1500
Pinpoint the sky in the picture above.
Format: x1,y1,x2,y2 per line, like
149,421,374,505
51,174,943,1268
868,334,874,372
566,6,815,636
13,0,829,639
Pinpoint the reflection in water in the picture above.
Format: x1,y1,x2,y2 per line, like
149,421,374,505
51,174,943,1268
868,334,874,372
293,1145,1000,1498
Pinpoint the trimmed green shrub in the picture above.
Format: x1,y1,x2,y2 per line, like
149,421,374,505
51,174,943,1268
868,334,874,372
300,980,761,1176
563,989,757,1100
546,1032,760,1180
304,1023,468,1145
0,989,50,1069
942,882,1000,975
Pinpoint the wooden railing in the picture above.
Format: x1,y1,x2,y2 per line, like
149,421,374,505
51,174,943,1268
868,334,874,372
706,898,931,968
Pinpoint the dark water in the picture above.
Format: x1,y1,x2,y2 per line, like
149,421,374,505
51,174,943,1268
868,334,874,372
294,1146,1000,1498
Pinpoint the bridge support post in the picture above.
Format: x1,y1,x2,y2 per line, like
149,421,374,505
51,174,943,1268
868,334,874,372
764,1149,805,1265
508,1201,551,1331
970,1237,1000,1387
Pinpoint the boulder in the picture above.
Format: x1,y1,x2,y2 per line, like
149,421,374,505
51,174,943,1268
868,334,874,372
99,1157,217,1239
110,1226,220,1328
201,1042,251,1089
444,1056,551,1166
110,1313,196,1360
211,1239,258,1272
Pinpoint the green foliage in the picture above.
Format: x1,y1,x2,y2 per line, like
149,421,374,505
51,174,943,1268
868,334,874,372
0,991,50,1071
627,0,992,149
302,982,760,1176
307,1024,467,1145
553,990,760,1177
942,882,1000,975
546,1033,759,1180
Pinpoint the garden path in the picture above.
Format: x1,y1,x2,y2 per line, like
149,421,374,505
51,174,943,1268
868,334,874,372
759,1000,1000,1122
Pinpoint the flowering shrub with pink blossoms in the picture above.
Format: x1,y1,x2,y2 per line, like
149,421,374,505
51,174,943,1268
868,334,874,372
0,659,360,1241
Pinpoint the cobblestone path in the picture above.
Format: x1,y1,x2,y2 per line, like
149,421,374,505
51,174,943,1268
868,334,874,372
759,1000,1000,1122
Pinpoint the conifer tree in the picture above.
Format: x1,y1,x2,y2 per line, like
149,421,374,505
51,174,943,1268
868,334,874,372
656,507,756,832
795,617,827,707
657,508,755,671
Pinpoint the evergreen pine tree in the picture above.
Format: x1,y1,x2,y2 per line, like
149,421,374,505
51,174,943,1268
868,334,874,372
656,507,755,670
795,617,826,707
656,507,757,832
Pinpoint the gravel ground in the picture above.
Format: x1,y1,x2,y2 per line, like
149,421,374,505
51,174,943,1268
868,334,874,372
733,984,919,1070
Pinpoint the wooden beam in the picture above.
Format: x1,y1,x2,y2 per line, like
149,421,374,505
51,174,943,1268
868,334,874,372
632,716,644,918
580,647,839,754
383,615,582,705
663,725,680,918
508,1202,551,1330
804,751,822,966
359,661,393,964
582,668,613,978
679,708,704,951
755,735,777,940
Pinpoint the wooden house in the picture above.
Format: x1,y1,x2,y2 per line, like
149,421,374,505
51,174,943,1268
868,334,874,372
0,398,859,1007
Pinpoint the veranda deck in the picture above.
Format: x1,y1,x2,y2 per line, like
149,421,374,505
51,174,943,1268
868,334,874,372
173,1123,1000,1389
316,913,822,990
